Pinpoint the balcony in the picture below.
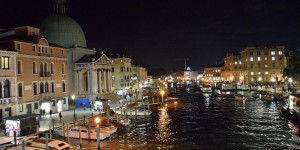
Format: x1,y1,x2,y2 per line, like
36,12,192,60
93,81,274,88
40,92,55,99
40,72,51,77
0,97,17,106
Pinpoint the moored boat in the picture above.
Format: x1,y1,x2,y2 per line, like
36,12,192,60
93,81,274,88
234,94,247,101
54,125,110,140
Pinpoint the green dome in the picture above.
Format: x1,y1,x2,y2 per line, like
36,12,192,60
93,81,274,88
40,14,87,48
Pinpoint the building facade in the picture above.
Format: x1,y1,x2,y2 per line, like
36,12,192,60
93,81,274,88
110,56,133,90
0,48,17,123
0,26,68,115
203,64,224,84
40,0,112,102
240,46,286,84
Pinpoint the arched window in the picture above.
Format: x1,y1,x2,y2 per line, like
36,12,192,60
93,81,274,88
40,82,44,93
51,63,54,74
51,82,55,93
32,62,36,74
18,83,23,97
4,80,10,98
40,63,44,76
33,83,37,95
17,61,22,74
62,63,65,74
62,81,66,92
44,63,48,74
45,82,49,93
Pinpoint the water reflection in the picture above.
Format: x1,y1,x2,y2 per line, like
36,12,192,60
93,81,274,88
155,106,172,149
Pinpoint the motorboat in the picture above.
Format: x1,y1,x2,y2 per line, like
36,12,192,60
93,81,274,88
234,94,247,101
201,85,212,93
114,107,152,116
54,125,110,140
25,137,72,150
165,97,180,102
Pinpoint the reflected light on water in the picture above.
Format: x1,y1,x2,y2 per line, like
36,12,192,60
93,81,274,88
156,106,172,148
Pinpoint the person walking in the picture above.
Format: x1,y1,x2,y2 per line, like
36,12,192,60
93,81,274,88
49,110,53,118
3,125,6,136
59,112,62,123
43,109,46,117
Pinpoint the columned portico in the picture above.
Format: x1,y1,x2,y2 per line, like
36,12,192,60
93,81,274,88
74,52,112,101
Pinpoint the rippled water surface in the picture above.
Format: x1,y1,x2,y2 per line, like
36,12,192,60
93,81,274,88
91,94,300,149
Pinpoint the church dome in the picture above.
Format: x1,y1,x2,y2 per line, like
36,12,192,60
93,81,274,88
39,0,87,48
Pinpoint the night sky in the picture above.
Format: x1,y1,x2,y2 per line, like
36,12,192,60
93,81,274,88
1,0,300,72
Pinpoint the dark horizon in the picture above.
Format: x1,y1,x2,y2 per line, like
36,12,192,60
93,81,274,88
1,0,300,72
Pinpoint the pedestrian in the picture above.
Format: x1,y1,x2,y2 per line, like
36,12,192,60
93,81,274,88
3,125,6,136
39,109,43,117
49,110,53,118
37,120,40,128
43,109,46,117
59,112,62,123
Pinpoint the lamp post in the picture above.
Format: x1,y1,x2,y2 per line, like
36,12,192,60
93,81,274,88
95,117,101,150
72,94,76,119
160,90,165,103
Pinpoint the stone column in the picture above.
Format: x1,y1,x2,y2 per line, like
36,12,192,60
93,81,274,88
108,70,112,92
92,69,97,94
87,69,92,94
78,70,83,94
103,69,107,92
74,70,79,94
98,69,102,93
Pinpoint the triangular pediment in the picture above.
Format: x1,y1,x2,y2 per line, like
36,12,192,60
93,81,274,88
94,54,112,64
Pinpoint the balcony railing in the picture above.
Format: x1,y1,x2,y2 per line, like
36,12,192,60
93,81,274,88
0,97,16,105
40,92,55,99
40,72,51,77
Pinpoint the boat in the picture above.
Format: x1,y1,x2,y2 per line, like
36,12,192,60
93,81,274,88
234,94,247,101
260,93,274,101
112,118,131,126
114,107,152,116
251,91,261,99
165,97,180,102
25,137,72,150
201,85,212,93
54,125,110,140
281,106,300,127
282,92,290,98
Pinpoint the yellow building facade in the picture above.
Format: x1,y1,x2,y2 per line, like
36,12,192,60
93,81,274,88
222,46,287,84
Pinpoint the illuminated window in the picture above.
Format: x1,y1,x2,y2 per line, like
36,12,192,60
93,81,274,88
234,61,237,65
265,57,267,61
1,56,9,69
258,72,261,75
265,71,268,75
271,51,275,55
239,61,242,64
278,51,283,55
250,57,253,61
257,57,260,61
251,72,254,75
265,65,268,68
272,57,275,61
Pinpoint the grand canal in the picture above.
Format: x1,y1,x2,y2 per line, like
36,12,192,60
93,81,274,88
72,93,300,149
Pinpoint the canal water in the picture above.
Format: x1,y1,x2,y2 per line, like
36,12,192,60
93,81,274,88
71,93,300,149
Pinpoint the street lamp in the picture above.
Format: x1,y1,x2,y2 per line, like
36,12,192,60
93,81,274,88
160,90,165,103
72,94,76,119
95,117,101,150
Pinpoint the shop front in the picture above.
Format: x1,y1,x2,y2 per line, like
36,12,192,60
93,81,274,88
4,114,37,136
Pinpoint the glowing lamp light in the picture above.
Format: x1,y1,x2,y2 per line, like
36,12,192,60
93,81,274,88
95,117,101,124
71,94,75,100
288,78,293,83
160,90,165,95
174,101,178,105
